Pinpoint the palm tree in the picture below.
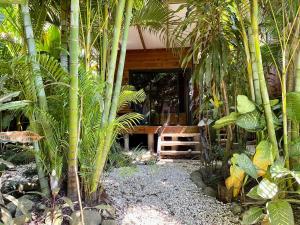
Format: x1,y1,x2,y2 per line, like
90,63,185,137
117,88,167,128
68,0,80,200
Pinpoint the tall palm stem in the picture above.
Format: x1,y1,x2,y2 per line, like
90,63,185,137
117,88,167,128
60,0,69,70
251,0,279,157
68,0,80,200
91,0,132,192
99,3,108,82
20,2,51,196
100,0,126,127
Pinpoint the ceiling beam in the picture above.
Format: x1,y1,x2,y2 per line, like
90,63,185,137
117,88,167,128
137,25,147,50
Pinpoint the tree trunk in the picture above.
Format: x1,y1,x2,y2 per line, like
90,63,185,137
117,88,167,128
91,0,132,193
251,0,279,157
100,0,126,127
68,0,80,201
20,2,50,197
99,3,108,82
60,0,69,71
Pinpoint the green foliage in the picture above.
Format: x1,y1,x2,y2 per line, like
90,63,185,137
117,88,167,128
213,112,239,129
237,95,256,114
236,110,264,132
242,207,263,225
232,153,258,179
266,200,294,225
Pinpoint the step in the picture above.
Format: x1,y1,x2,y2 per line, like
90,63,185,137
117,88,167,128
160,150,201,156
160,141,200,146
161,133,199,137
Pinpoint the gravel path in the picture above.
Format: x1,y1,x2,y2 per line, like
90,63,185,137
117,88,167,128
103,161,240,225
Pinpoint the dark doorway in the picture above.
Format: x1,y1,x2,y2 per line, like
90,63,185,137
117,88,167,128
129,69,191,125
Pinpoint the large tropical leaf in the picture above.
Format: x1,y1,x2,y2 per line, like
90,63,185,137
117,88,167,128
289,138,300,158
253,141,274,176
242,207,263,225
0,91,20,103
213,112,239,129
225,165,245,197
236,110,264,132
286,92,300,122
0,100,30,111
247,186,263,200
237,95,256,114
257,178,278,199
232,153,258,179
266,200,294,225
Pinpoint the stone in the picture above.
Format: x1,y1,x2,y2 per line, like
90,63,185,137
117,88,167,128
71,209,102,225
36,202,46,210
101,219,117,225
6,201,16,216
231,203,242,215
15,195,34,217
13,215,31,225
203,186,217,198
190,170,206,189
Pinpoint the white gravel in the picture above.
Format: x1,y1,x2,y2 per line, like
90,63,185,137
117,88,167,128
103,161,240,225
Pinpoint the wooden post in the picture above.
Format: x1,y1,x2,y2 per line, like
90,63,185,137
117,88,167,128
157,134,161,156
147,133,154,153
124,134,129,151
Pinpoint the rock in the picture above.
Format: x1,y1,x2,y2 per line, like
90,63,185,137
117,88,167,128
101,206,116,219
190,170,206,189
15,195,34,217
36,202,46,210
6,201,16,216
231,203,242,215
13,215,31,225
101,219,117,225
203,186,217,198
71,209,102,225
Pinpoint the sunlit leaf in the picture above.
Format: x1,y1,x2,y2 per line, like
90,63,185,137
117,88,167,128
237,95,256,114
213,112,239,129
266,200,294,225
225,165,245,197
257,179,278,199
253,141,274,176
247,185,263,200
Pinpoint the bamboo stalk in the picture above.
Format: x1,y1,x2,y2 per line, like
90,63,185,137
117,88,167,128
251,0,279,157
91,0,132,193
100,0,126,127
60,0,69,71
68,0,80,200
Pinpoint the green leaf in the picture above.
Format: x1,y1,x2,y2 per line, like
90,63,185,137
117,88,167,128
247,186,263,200
236,110,264,132
257,178,278,199
0,13,4,25
287,92,300,122
270,160,290,179
266,200,294,225
234,154,258,179
0,100,31,111
270,99,279,107
289,139,300,158
242,207,263,225
237,95,256,114
213,112,239,129
0,91,20,104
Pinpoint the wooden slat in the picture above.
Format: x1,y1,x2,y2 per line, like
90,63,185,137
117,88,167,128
160,150,201,156
162,126,199,133
160,141,200,146
161,133,199,137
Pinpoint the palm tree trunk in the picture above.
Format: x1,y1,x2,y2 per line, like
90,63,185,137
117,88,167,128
251,0,279,157
248,26,262,105
91,0,132,193
21,3,48,111
99,3,108,82
68,0,80,200
100,0,126,127
20,2,50,197
60,0,69,70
